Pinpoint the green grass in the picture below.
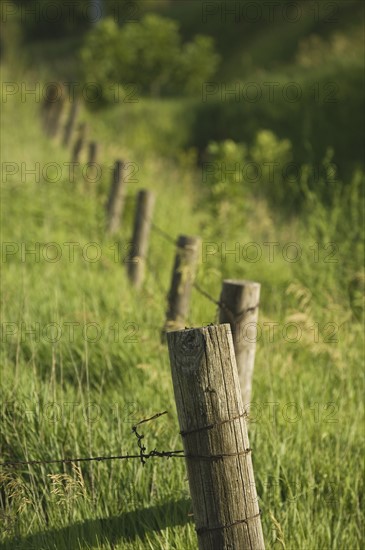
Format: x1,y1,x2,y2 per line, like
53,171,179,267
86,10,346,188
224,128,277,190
1,67,364,550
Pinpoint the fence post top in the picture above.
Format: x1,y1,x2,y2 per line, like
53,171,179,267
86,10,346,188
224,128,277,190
166,323,232,336
223,279,261,289
177,234,202,245
138,188,155,197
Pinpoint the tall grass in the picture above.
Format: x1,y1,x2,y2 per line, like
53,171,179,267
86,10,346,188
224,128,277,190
1,71,364,550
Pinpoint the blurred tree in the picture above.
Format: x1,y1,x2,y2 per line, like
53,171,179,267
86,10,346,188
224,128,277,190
179,35,221,95
80,14,220,101
123,14,181,96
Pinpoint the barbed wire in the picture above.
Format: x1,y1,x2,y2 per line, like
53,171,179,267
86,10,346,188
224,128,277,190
1,410,253,470
0,411,182,469
146,218,230,313
0,450,185,469
150,221,177,247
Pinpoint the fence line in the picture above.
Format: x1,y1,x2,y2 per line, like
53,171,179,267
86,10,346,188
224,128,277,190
40,97,247,323
131,210,243,323
34,93,266,546
40,95,262,355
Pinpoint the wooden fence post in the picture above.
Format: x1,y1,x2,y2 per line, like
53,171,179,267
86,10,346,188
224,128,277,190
47,96,65,138
62,100,80,147
163,235,201,333
41,84,59,133
84,141,101,186
71,122,87,164
127,189,155,288
88,141,99,165
219,279,261,409
167,324,265,550
106,160,127,235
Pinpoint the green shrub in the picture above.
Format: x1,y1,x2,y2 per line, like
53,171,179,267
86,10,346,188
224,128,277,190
202,139,247,218
79,15,220,102
203,131,364,216
191,62,364,179
179,35,221,95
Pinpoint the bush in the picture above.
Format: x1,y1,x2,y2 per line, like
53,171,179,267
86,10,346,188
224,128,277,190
202,131,364,215
79,14,220,102
202,140,248,218
122,14,181,96
179,35,221,95
191,62,364,180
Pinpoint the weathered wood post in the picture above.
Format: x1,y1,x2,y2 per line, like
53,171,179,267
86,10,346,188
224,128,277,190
62,100,80,147
219,280,261,409
71,122,87,164
127,189,155,288
84,141,101,185
163,235,201,334
167,324,265,550
48,94,65,138
106,160,127,235
41,84,59,133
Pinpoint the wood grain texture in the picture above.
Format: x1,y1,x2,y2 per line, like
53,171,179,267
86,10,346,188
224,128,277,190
167,324,265,550
164,235,201,332
219,280,261,409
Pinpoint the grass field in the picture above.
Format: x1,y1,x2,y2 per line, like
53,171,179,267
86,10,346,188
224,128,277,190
1,59,364,549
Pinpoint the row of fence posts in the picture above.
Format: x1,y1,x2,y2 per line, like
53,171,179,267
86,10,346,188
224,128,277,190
41,90,265,549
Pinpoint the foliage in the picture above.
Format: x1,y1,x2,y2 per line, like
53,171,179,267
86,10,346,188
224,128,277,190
202,139,247,218
188,16,363,176
79,15,220,101
121,14,181,96
179,35,221,95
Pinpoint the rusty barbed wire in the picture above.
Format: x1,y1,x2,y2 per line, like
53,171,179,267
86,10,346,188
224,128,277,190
0,410,252,470
0,450,185,469
0,411,183,469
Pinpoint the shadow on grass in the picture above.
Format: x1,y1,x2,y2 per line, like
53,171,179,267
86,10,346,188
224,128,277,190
1,498,193,550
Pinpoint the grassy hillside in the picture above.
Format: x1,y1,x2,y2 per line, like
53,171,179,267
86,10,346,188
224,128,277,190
1,57,364,550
